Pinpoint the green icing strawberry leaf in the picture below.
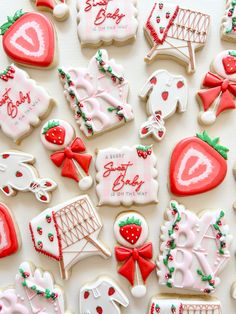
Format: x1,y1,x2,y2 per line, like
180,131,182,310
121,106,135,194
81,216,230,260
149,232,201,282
229,50,236,57
42,120,60,134
119,216,141,227
0,10,25,35
196,131,229,160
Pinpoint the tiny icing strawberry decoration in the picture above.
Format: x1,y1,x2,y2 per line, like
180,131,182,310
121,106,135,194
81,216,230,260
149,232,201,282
84,291,90,299
222,51,236,75
37,241,43,249
48,233,54,242
136,145,152,159
42,120,66,145
96,306,103,314
0,10,56,68
119,216,142,245
108,287,115,296
162,91,169,101
170,131,228,196
37,227,42,235
46,215,52,223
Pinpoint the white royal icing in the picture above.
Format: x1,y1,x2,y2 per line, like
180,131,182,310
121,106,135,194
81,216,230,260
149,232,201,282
0,151,57,203
0,261,70,314
221,0,236,41
58,50,134,137
0,64,54,143
40,119,75,151
77,0,138,46
157,201,233,293
95,145,158,206
30,195,111,280
149,295,222,314
80,277,129,314
139,70,188,141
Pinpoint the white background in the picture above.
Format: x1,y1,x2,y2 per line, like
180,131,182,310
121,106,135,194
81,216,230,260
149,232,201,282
0,0,236,313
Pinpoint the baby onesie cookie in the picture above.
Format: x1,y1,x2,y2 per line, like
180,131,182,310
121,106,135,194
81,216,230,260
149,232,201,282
139,70,188,141
170,131,228,196
221,1,236,42
149,294,222,314
30,195,111,280
80,277,129,314
77,0,138,47
0,64,55,144
96,145,158,206
58,50,134,138
31,0,70,21
157,201,232,294
144,2,210,73
0,10,57,68
0,261,72,313
114,212,156,298
197,50,236,125
0,203,20,258
0,151,57,203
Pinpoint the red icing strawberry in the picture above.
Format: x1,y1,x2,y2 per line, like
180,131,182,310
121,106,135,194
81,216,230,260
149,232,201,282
48,233,54,242
162,91,169,101
136,145,152,159
0,203,19,258
46,215,52,223
166,12,170,19
159,3,163,9
2,154,10,159
84,291,90,299
37,241,43,249
170,131,228,196
177,81,184,89
0,10,55,68
141,127,148,135
150,76,157,85
2,186,10,194
16,171,23,177
222,51,236,75
119,216,142,245
156,16,161,23
96,306,103,314
37,227,42,235
108,287,115,296
42,120,66,145
160,27,164,34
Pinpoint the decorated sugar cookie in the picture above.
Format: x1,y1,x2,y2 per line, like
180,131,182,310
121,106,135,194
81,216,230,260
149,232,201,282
0,261,72,313
30,195,111,280
149,294,222,314
221,0,236,42
197,50,236,125
139,70,188,141
0,64,55,143
144,2,210,73
31,0,70,21
0,203,20,258
77,0,138,47
157,201,232,294
58,50,134,137
170,131,228,196
114,212,156,298
80,277,129,314
96,145,158,206
0,10,56,68
0,151,57,203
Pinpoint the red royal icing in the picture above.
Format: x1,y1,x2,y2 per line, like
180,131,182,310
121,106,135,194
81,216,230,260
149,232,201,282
0,203,19,258
3,12,55,68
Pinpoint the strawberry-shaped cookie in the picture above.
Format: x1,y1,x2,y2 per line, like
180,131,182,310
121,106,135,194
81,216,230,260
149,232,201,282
0,10,56,68
114,212,155,298
41,119,74,151
197,50,236,125
170,131,228,196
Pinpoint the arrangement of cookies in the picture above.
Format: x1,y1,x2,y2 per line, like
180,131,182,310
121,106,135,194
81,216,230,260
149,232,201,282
0,0,235,313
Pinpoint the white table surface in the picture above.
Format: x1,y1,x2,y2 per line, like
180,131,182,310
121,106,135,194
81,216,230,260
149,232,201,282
0,0,236,313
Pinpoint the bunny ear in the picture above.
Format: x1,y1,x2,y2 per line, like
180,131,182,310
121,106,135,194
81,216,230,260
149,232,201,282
39,178,57,191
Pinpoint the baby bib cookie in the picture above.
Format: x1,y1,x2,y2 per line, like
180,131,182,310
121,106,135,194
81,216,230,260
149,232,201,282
197,50,236,125
144,2,210,73
0,151,57,203
0,203,20,258
0,10,57,68
139,70,188,141
169,131,228,196
96,145,158,206
0,64,55,144
0,261,72,313
221,0,236,42
80,276,129,314
157,201,232,294
77,0,138,47
114,212,156,298
149,294,222,314
31,0,70,21
58,50,134,137
30,195,111,280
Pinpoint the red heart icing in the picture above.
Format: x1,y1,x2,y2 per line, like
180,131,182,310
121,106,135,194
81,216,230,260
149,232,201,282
2,186,10,194
16,171,23,177
108,287,115,296
150,77,157,85
84,291,90,299
177,81,184,89
96,306,103,314
0,203,19,258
